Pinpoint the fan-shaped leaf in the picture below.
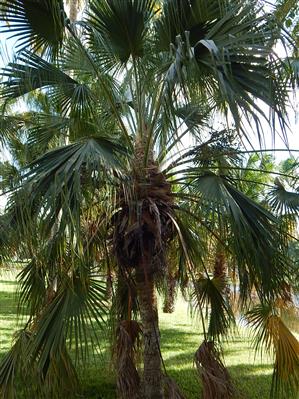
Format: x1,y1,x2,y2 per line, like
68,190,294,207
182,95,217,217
192,275,235,340
188,172,290,300
268,178,299,214
0,0,67,56
87,0,156,64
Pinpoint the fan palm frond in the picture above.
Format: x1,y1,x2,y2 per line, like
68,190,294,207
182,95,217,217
26,113,69,150
157,0,289,138
0,161,21,192
0,0,67,56
0,329,32,399
27,265,108,368
187,172,291,301
192,275,235,341
18,258,47,316
16,137,126,229
86,0,156,65
1,51,97,118
0,113,25,144
268,177,299,214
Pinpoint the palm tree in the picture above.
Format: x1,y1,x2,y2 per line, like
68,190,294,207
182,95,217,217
0,1,298,398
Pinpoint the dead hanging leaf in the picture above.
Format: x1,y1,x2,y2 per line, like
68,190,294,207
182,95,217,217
246,305,299,398
163,375,186,398
268,316,299,399
194,341,235,399
114,320,142,399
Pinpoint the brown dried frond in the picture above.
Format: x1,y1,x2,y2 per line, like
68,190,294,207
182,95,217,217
266,315,299,398
114,320,142,399
163,375,186,398
194,341,235,399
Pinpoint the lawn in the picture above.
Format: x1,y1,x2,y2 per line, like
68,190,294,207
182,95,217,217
0,271,276,399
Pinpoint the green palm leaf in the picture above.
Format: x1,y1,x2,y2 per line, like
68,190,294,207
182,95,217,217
0,161,21,192
26,113,69,150
27,267,108,369
15,137,125,230
157,0,288,136
0,113,25,144
0,0,67,56
268,178,299,214
192,275,235,340
188,172,290,299
1,51,96,116
86,0,156,64
1,50,74,98
18,258,47,316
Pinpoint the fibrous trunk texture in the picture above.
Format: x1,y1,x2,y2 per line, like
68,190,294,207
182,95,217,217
112,136,174,399
163,273,176,313
213,249,231,300
213,251,226,278
69,0,78,22
137,269,163,399
106,272,113,300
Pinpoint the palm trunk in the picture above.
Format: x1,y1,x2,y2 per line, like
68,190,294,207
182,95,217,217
113,136,174,398
106,271,113,300
69,0,78,22
163,273,176,313
136,266,163,399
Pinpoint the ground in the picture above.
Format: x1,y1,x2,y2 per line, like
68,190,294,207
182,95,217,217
0,270,276,399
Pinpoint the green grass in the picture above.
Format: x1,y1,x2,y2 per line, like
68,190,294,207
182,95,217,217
0,272,276,399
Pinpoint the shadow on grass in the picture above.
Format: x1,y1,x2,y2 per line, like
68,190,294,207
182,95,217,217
79,366,117,399
0,279,274,399
162,361,272,399
159,326,273,399
0,279,18,286
0,290,18,314
161,328,203,347
0,349,274,399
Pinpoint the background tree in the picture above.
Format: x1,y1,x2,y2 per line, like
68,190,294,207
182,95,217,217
275,0,299,87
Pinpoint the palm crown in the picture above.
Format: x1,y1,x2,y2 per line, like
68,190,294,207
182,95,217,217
0,1,298,398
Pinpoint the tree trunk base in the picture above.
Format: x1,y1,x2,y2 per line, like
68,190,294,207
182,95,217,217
136,271,164,399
